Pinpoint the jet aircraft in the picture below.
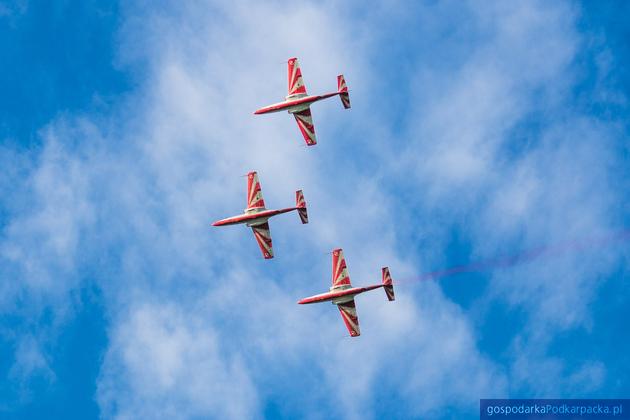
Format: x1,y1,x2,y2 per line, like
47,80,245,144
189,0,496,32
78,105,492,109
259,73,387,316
254,57,351,146
298,248,395,337
212,171,308,259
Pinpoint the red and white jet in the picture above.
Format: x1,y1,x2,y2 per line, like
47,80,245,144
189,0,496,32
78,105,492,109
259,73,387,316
212,171,308,259
298,248,395,337
254,57,351,146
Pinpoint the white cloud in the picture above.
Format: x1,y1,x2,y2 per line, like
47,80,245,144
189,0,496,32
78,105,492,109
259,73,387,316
394,0,626,396
9,334,55,385
0,0,627,418
0,125,97,315
1,334,56,406
93,2,508,416
97,302,258,419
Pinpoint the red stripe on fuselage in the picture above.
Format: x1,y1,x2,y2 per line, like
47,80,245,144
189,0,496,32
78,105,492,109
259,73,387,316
254,92,340,114
298,284,382,304
212,207,296,226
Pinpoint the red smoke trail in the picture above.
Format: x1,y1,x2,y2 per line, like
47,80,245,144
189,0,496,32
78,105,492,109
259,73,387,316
399,229,630,284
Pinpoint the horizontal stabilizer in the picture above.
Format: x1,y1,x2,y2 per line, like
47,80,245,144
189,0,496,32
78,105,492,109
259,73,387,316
337,75,351,109
296,190,308,224
382,267,395,301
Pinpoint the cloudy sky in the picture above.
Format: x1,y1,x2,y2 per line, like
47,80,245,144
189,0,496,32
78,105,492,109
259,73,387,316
1,1,629,419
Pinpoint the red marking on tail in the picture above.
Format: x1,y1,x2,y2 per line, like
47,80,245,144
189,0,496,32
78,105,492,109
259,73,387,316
295,190,308,224
382,267,395,301
337,75,351,109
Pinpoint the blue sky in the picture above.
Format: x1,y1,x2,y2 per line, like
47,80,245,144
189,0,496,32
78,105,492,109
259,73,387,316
0,1,629,419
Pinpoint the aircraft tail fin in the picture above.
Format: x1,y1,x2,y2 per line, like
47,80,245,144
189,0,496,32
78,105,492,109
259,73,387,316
382,267,395,301
337,75,351,109
296,190,308,224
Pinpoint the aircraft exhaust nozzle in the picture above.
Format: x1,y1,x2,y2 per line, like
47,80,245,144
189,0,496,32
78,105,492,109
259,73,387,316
337,75,351,109
382,267,395,301
296,190,308,224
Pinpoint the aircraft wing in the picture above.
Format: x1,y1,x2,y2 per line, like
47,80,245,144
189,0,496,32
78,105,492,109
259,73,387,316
251,222,273,259
337,299,360,337
332,248,351,288
288,57,307,96
247,171,266,210
293,108,317,146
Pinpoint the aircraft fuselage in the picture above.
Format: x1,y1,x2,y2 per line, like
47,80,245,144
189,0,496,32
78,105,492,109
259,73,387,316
212,207,298,227
298,284,383,305
254,92,340,115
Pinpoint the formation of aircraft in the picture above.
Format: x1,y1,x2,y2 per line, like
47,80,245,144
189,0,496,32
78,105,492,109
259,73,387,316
212,171,308,259
254,57,351,146
298,249,395,337
214,58,395,337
